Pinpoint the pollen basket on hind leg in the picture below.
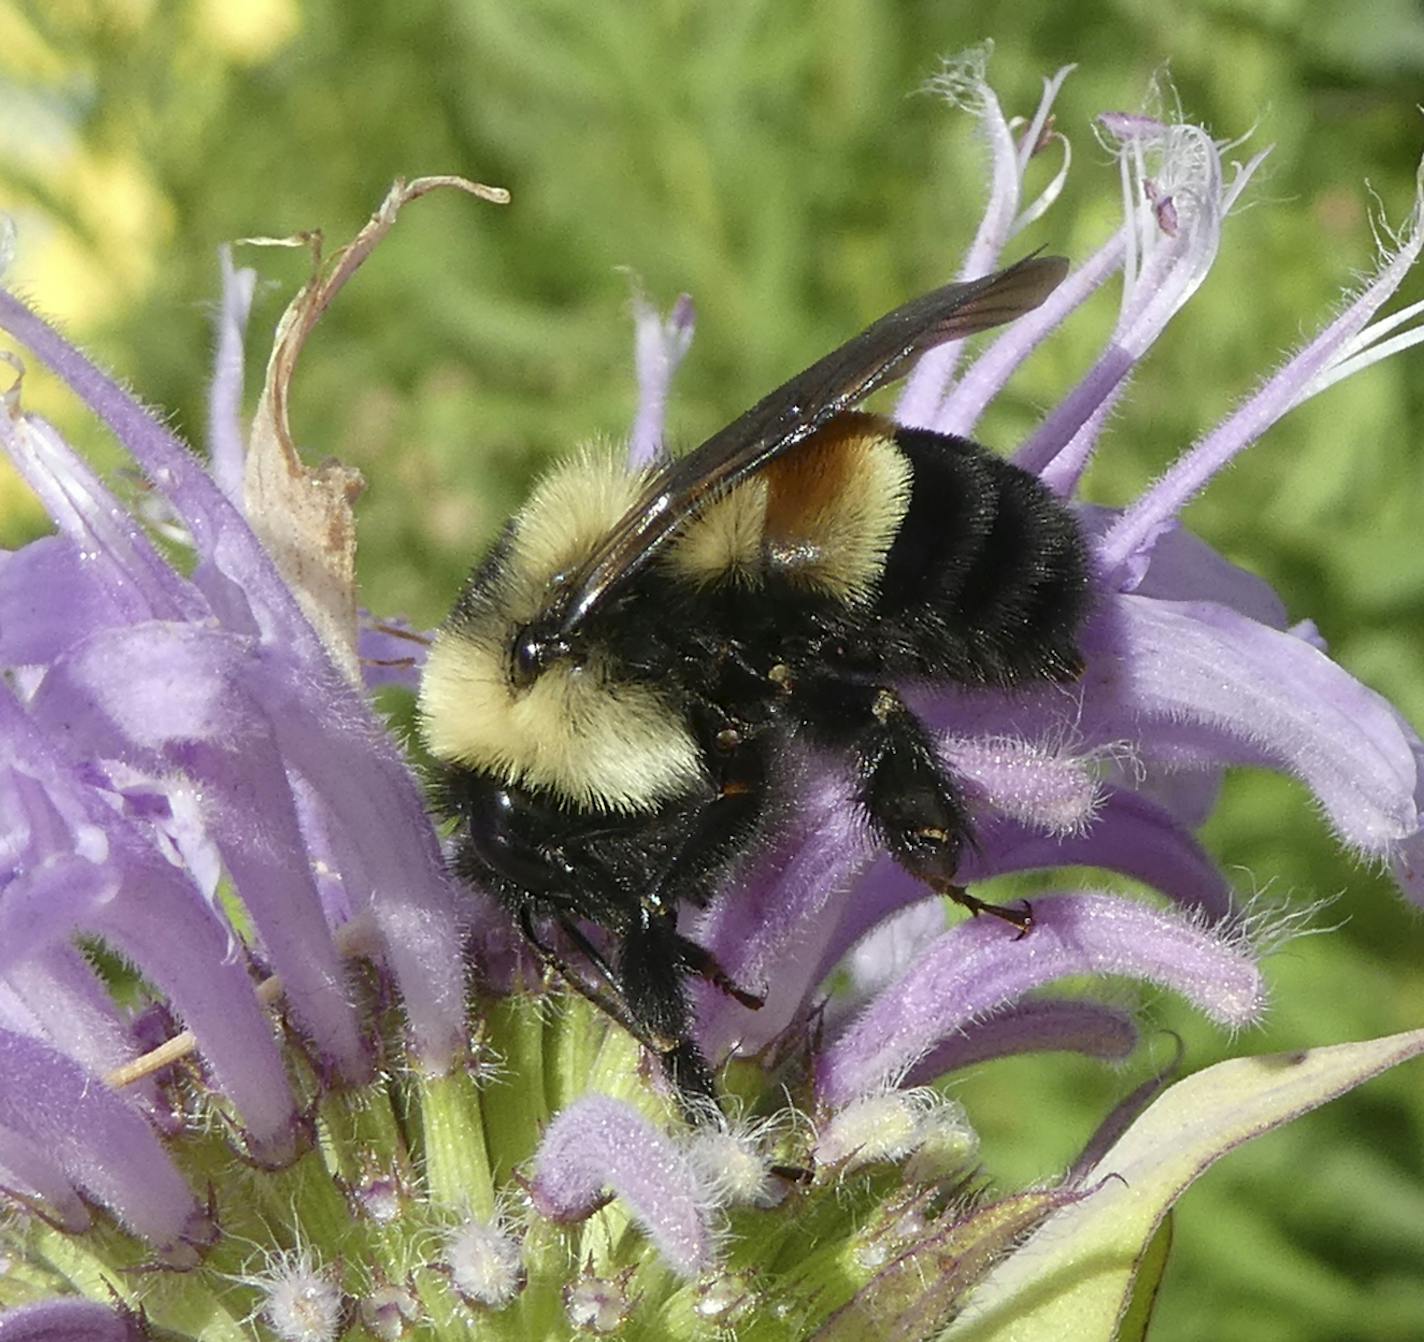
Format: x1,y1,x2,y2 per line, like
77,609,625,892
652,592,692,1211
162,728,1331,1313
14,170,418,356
419,448,703,814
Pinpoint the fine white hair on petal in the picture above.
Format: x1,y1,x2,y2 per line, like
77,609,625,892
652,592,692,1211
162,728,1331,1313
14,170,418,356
813,1088,942,1173
529,1093,716,1277
1017,109,1271,493
1099,154,1424,579
816,893,1267,1106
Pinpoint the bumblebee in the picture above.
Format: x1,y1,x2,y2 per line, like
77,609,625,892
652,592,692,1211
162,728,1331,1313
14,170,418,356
420,256,1089,1103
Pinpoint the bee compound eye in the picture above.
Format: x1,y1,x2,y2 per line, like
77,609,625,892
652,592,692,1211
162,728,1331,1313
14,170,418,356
510,623,576,688
510,626,545,689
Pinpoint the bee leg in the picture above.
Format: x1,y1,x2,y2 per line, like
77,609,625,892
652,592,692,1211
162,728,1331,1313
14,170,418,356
674,935,766,1010
941,885,1035,938
794,679,1033,937
517,904,680,1054
619,913,719,1109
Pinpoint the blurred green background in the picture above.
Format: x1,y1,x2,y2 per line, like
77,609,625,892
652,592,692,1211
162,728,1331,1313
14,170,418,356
4,1,1424,1336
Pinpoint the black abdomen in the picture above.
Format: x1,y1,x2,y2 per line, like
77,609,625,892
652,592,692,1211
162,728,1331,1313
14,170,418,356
867,428,1089,686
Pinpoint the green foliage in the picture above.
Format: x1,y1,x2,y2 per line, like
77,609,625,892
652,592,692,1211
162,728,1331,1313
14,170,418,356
4,2,1424,1336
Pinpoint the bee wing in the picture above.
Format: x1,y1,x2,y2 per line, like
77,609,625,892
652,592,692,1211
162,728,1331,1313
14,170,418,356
555,253,1068,636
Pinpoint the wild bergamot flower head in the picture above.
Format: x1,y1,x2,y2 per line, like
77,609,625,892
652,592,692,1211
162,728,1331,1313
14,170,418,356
2,53,1424,1341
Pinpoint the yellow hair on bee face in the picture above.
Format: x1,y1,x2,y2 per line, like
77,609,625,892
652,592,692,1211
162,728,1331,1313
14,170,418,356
420,632,702,812
419,447,704,813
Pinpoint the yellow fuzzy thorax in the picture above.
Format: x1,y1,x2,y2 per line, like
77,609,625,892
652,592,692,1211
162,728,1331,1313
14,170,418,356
420,422,911,812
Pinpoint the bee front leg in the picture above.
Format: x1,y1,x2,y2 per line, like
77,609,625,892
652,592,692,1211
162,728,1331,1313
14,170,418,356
792,677,1032,935
517,904,683,1054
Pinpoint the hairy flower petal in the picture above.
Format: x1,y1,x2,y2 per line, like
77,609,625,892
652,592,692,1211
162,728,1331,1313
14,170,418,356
817,892,1264,1105
31,625,369,1083
1087,595,1421,857
628,290,695,469
529,1094,714,1277
0,1031,204,1261
693,769,874,1059
0,1125,90,1231
898,49,1075,429
0,291,301,646
1099,158,1424,579
209,246,257,506
819,787,1233,994
931,230,1125,438
942,733,1101,836
0,1299,143,1342
906,997,1139,1085
0,539,128,667
0,413,204,626
1,688,299,1150
1,945,158,1110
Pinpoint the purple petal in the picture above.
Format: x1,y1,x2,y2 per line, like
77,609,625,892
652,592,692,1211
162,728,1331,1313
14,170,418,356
1078,505,1289,626
844,899,948,1007
357,614,428,692
627,290,695,469
942,732,1101,836
905,996,1139,1085
0,1126,90,1231
0,1299,143,1342
817,787,1234,994
235,659,469,1069
1012,344,1136,483
816,892,1265,1106
930,231,1125,439
0,288,311,651
0,763,122,969
0,1030,207,1263
975,789,1234,917
898,48,1063,429
529,1094,714,1277
208,246,257,506
1016,127,1269,492
0,687,299,1153
1090,595,1420,858
31,625,369,1084
0,290,468,1067
1,944,160,1109
0,413,204,625
1099,163,1424,579
692,767,874,1059
0,539,127,667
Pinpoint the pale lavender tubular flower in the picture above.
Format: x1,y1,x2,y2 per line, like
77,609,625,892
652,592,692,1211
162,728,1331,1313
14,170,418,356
3,67,1424,1342
0,235,469,1236
674,90,1424,1111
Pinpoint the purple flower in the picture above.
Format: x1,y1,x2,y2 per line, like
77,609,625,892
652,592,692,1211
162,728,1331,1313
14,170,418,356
2,65,1423,1342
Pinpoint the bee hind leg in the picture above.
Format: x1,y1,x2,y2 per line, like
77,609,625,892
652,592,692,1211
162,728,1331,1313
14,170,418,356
940,884,1034,938
793,677,1034,939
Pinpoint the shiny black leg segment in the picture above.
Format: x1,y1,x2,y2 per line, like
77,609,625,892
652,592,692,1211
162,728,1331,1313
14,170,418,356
518,905,680,1054
619,914,718,1108
793,678,1034,936
795,678,970,878
945,885,1035,937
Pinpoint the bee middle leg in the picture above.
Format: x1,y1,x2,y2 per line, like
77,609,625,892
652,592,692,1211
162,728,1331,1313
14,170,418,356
793,677,1032,934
